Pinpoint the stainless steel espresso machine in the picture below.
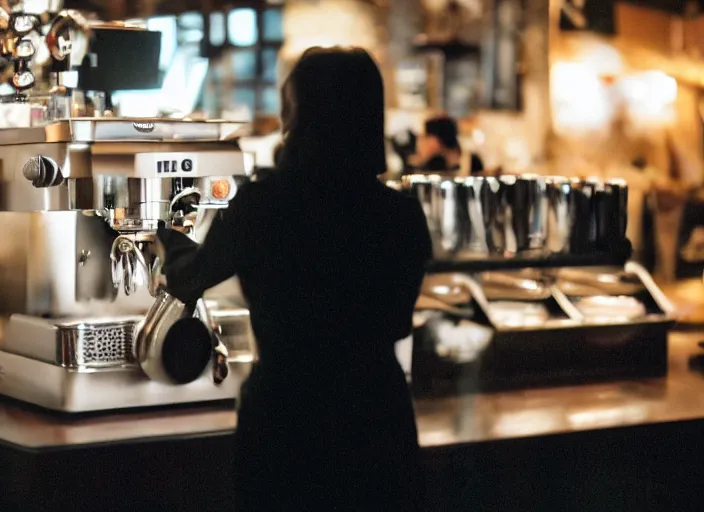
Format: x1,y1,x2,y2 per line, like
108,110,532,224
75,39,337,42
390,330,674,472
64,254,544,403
0,4,255,412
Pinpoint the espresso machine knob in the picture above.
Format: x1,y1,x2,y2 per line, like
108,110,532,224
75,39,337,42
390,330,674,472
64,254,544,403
22,155,63,187
11,68,34,90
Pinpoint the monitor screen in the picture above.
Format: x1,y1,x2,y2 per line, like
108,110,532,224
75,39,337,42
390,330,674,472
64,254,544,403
77,29,162,92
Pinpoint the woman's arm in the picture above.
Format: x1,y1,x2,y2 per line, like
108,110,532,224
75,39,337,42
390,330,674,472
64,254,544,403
389,199,434,341
160,185,251,304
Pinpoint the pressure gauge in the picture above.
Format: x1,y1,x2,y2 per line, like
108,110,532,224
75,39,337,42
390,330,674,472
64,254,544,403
12,69,34,90
12,14,36,35
15,37,34,59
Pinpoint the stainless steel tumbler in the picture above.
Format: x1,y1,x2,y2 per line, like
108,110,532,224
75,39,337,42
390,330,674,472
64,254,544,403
545,176,573,254
595,178,628,249
568,177,598,254
499,174,547,256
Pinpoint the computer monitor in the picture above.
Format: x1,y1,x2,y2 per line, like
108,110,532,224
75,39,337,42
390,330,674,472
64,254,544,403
77,28,162,92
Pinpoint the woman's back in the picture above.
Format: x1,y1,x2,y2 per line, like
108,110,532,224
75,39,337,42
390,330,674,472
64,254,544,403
229,174,430,511
235,173,430,367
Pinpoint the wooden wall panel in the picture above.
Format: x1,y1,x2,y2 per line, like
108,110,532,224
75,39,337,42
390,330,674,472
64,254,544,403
684,17,704,59
615,2,672,53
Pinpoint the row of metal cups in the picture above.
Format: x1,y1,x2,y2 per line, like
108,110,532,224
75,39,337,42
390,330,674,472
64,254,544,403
391,174,628,258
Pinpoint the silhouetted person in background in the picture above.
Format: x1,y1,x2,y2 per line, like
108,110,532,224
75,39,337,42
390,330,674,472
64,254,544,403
157,47,432,510
469,151,485,175
407,116,462,172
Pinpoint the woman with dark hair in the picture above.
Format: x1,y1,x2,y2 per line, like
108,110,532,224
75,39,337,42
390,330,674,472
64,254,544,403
157,47,432,510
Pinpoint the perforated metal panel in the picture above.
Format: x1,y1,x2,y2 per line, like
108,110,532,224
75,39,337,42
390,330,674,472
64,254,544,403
58,321,137,368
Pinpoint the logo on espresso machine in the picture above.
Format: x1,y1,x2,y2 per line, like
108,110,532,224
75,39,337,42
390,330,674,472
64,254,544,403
157,159,194,174
133,122,156,133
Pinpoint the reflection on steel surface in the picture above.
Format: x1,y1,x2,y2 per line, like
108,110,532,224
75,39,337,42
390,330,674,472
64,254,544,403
492,409,564,438
572,295,647,323
568,405,649,429
0,349,247,413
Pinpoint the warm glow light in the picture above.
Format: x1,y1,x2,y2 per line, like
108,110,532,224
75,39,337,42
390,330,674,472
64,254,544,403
471,129,486,146
618,71,677,129
281,2,378,60
550,62,612,135
578,42,624,78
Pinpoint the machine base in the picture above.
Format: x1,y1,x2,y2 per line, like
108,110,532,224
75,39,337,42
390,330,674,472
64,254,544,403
0,350,250,413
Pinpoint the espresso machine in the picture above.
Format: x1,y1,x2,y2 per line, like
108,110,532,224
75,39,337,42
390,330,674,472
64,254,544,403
0,3,255,412
398,174,676,393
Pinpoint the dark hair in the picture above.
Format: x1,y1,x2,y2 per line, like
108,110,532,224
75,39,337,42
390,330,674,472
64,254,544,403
425,116,460,150
277,46,386,181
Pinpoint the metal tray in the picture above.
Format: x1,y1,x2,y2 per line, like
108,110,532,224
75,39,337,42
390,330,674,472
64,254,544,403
412,261,676,393
0,350,249,413
3,315,141,369
0,118,249,145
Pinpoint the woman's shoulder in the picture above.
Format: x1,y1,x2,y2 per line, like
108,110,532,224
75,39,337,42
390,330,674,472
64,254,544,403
234,175,281,204
378,181,425,216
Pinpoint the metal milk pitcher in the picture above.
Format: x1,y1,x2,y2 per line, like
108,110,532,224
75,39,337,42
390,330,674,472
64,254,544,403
133,232,229,386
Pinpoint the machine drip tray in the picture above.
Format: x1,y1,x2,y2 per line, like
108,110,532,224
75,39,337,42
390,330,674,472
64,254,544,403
0,351,250,413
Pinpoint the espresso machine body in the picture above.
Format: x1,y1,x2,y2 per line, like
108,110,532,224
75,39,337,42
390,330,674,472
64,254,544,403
0,5,258,412
0,118,256,412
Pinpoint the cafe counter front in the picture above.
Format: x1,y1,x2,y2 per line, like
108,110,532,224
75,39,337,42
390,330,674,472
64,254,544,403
3,330,704,511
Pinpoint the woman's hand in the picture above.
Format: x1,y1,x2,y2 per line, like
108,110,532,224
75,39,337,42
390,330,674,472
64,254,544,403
155,222,200,264
151,272,168,294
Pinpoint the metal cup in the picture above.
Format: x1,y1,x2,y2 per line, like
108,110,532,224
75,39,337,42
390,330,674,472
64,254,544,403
568,178,598,254
430,178,467,255
453,176,489,257
481,176,504,255
595,178,628,249
545,176,573,254
499,174,547,256
459,176,509,256
402,173,440,221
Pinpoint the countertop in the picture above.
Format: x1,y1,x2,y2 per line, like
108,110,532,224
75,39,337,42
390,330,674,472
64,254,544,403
0,402,237,449
1,330,704,451
416,330,704,446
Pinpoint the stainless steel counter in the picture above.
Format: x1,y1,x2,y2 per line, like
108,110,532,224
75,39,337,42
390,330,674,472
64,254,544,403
1,331,703,450
0,402,237,449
